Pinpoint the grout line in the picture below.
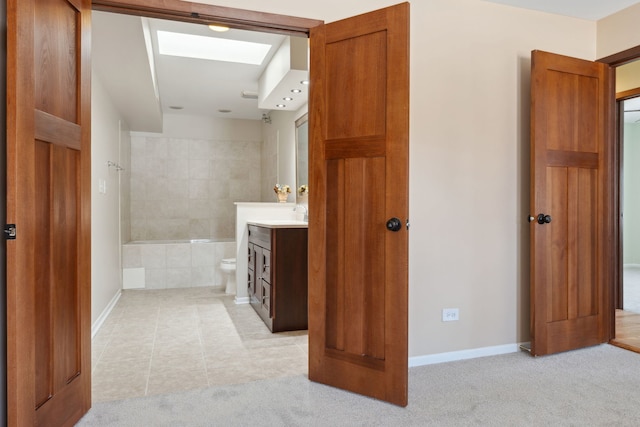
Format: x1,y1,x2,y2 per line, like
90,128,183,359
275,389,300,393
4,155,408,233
196,301,211,387
144,304,161,397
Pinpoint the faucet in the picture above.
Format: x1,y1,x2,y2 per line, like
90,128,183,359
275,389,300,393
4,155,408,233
294,205,308,222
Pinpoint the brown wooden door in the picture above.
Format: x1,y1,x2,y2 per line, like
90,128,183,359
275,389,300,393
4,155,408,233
530,50,612,356
6,0,92,425
308,3,409,406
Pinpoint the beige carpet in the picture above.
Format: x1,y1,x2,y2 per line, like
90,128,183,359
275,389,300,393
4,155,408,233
77,344,640,426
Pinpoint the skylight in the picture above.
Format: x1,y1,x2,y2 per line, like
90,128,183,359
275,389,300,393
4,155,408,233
157,31,271,65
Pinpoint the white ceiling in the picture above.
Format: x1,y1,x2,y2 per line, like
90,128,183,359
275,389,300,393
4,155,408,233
92,11,307,131
483,0,640,21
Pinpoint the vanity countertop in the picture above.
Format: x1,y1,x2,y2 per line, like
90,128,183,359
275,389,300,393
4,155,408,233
247,220,308,229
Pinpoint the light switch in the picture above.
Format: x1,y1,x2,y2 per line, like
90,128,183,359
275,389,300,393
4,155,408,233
99,179,107,194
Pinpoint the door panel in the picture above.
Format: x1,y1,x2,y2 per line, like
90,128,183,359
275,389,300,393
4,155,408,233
530,50,612,356
35,0,79,123
325,31,386,140
7,0,91,424
309,3,409,406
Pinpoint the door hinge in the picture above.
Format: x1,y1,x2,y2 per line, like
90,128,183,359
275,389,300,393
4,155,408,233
4,224,16,240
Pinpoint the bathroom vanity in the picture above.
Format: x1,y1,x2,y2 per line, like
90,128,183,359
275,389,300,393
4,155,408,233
247,221,308,332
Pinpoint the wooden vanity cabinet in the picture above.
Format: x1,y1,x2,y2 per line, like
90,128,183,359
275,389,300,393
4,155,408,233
247,243,257,302
247,224,308,332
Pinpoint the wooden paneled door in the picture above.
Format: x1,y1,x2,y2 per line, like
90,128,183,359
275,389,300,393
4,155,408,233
6,0,92,425
308,3,410,406
530,50,613,356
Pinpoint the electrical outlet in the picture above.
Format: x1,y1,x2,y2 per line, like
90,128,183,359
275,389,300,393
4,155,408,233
442,308,459,322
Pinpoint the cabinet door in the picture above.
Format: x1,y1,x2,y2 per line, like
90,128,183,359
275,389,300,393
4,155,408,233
262,248,271,283
254,246,264,305
248,243,256,272
261,280,272,318
247,268,255,295
247,243,256,297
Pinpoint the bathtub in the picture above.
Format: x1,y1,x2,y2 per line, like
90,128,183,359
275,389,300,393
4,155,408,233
122,238,235,290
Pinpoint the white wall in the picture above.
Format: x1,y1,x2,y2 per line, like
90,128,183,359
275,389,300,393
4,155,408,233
120,117,132,244
406,0,595,356
624,123,640,264
597,2,640,58
91,72,130,326
151,113,261,141
190,0,599,359
617,60,640,93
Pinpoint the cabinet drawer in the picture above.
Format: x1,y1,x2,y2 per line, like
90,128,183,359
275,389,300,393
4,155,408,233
248,225,271,249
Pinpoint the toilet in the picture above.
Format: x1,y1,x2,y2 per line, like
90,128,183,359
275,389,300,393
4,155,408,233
220,258,237,294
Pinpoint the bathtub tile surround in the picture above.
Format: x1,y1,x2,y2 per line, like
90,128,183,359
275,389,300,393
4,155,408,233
129,134,262,241
122,239,235,289
91,288,308,402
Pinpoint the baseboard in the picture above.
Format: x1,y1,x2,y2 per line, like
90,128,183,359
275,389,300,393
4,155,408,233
408,343,528,367
91,290,122,339
234,296,250,304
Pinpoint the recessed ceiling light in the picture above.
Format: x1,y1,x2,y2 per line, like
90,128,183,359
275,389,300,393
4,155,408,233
157,30,271,65
283,97,293,101
291,89,302,93
169,106,184,110
276,104,286,108
208,24,229,32
218,109,232,113
300,80,310,85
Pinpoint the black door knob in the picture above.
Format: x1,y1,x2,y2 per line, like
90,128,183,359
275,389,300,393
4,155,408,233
537,214,552,224
386,217,402,232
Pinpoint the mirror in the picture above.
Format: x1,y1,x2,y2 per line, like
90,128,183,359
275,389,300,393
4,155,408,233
295,113,309,201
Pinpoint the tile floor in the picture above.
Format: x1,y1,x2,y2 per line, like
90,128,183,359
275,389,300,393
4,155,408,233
91,287,308,403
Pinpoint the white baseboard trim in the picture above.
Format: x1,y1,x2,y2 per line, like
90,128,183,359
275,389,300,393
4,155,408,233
234,296,250,304
409,343,528,367
91,290,122,339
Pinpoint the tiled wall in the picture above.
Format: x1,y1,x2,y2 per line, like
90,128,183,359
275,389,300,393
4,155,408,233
119,123,132,244
261,125,279,202
129,135,262,241
122,240,235,289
